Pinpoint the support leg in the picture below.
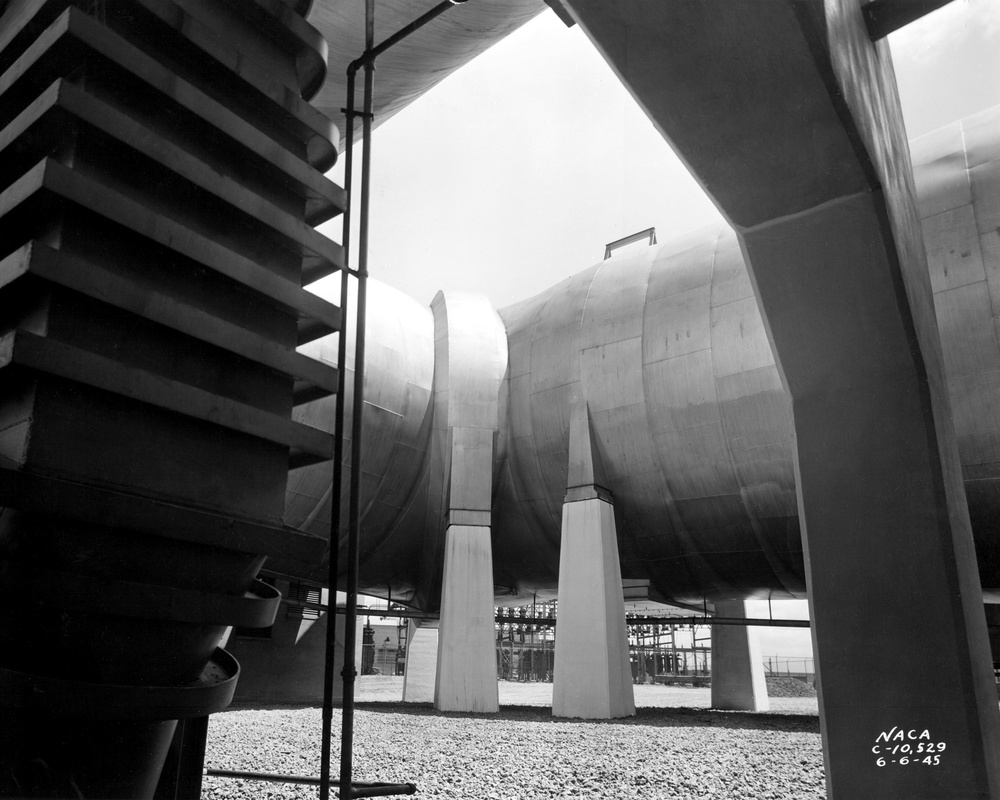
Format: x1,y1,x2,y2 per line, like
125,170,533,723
434,525,499,713
560,3,1000,795
711,600,769,711
553,497,635,719
402,620,439,703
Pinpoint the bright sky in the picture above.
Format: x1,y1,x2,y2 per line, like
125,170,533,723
321,0,1000,660
319,0,1000,312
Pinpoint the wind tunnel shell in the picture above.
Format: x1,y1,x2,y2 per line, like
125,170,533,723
495,226,802,605
913,103,1000,591
279,280,435,594
284,103,1000,608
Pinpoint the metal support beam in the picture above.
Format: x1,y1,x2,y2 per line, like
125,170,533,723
861,0,955,40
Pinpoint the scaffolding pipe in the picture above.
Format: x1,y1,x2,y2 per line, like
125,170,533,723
489,615,810,628
355,0,460,69
322,2,469,798
207,769,416,795
304,603,811,628
338,2,376,796
318,31,357,800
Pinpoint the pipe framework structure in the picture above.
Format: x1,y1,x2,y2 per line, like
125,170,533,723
0,0,342,796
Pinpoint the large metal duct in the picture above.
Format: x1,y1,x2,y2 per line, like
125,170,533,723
286,102,1000,611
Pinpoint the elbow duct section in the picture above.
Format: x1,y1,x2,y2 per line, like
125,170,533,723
285,102,1000,612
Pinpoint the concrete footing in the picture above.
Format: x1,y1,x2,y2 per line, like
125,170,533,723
434,525,499,713
553,497,635,719
711,599,769,711
402,620,439,703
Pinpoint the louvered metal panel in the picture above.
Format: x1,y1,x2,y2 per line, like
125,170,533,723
0,1,342,793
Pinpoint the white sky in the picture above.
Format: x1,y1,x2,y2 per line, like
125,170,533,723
322,0,1000,660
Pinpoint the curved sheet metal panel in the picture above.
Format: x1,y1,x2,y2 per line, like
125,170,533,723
287,103,1000,610
913,103,1000,585
307,0,546,150
278,280,435,594
494,225,804,605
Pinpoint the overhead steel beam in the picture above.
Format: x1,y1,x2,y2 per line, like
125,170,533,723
861,0,956,40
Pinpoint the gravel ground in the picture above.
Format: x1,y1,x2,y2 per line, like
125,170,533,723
764,677,817,698
204,678,823,799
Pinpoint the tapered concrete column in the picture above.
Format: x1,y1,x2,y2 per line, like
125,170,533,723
425,292,507,713
402,620,439,703
711,600,769,711
553,402,635,719
553,498,635,718
435,525,499,712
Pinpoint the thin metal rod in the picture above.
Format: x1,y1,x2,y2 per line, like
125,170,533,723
326,2,467,796
207,768,416,796
501,615,809,628
351,784,418,798
210,769,324,786
319,48,357,800
329,608,811,626
348,0,456,73
339,3,374,797
629,616,810,629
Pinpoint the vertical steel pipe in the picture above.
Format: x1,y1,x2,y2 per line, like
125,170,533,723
321,4,467,797
339,2,375,796
319,55,356,800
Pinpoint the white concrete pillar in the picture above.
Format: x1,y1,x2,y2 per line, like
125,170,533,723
553,496,635,719
434,525,499,713
402,620,438,703
711,599,769,711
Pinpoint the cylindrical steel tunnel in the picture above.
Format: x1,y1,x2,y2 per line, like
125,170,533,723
286,102,1000,610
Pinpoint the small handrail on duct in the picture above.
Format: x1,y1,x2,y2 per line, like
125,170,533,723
604,227,657,259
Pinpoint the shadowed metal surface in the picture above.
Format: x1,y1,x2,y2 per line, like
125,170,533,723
288,103,1000,610
276,280,435,594
495,225,801,605
915,103,1000,585
306,0,546,150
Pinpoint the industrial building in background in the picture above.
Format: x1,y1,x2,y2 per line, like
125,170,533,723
2,1,999,799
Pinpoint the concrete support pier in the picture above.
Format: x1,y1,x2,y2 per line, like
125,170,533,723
553,403,635,719
711,600,769,712
435,526,499,712
562,1,1000,796
428,292,506,713
402,621,439,703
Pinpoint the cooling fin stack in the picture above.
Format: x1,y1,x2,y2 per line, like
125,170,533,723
0,0,342,796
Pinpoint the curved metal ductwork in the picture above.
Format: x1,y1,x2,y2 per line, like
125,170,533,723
285,102,1000,611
